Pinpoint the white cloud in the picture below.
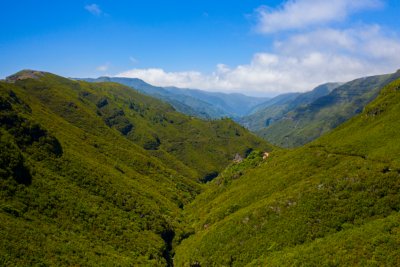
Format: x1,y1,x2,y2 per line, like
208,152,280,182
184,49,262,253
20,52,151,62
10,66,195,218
97,63,110,72
117,68,205,88
277,26,400,64
116,25,400,96
256,0,382,33
85,4,103,16
116,1,400,96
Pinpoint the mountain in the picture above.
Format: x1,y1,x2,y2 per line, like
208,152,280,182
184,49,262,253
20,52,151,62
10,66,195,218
79,77,225,119
239,92,300,130
240,83,341,131
4,69,400,266
248,92,302,114
163,86,270,117
255,71,400,147
78,77,269,119
174,77,400,266
0,70,271,266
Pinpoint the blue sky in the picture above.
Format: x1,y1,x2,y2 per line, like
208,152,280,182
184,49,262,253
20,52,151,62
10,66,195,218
1,0,400,96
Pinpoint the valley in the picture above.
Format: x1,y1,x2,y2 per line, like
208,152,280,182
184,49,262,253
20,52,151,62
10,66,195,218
1,70,400,266
0,71,270,266
175,78,400,265
2,1,400,266
81,70,400,149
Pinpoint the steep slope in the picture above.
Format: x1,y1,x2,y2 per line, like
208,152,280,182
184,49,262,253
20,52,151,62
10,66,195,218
241,83,340,131
258,71,400,147
174,78,400,266
58,73,271,181
0,70,271,266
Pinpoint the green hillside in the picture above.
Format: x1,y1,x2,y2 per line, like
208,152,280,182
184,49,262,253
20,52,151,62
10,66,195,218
256,71,400,147
174,78,400,266
3,69,400,266
78,77,227,119
239,92,301,131
79,77,269,119
240,82,341,132
0,70,270,266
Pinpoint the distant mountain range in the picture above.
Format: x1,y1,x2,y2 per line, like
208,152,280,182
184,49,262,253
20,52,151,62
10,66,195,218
240,82,342,131
252,70,400,147
78,71,400,148
0,70,270,266
77,77,269,119
2,69,400,266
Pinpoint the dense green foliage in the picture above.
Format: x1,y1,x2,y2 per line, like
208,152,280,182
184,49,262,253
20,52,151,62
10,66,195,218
3,69,400,266
254,71,400,147
174,78,400,266
0,70,269,266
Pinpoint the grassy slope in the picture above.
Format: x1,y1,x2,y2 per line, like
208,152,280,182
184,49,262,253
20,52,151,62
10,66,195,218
0,71,270,266
257,71,400,148
19,72,270,181
174,79,400,266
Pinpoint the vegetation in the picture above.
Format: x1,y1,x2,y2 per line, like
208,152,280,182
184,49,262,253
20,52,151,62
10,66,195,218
174,78,400,266
241,83,340,131
0,70,269,266
79,77,269,119
253,71,400,147
2,69,400,266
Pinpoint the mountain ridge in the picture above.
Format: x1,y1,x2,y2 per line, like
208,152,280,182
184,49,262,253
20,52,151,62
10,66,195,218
0,70,271,266
174,77,400,266
254,70,400,147
240,82,341,131
76,76,270,119
2,69,400,266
